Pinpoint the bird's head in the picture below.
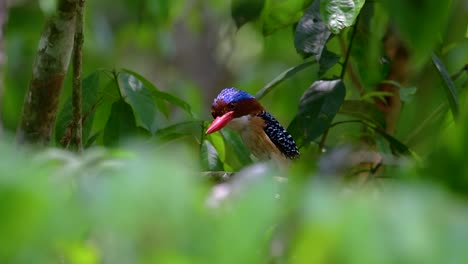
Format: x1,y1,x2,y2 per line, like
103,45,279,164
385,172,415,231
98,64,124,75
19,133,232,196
206,87,264,134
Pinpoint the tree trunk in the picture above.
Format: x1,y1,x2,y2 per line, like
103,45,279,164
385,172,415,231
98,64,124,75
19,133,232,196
71,0,85,151
17,0,78,145
0,0,7,137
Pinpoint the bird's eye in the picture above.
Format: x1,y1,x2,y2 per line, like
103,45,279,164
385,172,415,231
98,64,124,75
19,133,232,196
228,103,235,109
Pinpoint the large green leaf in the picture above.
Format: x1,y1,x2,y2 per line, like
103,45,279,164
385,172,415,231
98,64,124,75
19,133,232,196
262,0,313,35
294,0,331,59
320,0,365,34
256,61,316,100
118,72,158,133
121,69,192,117
432,54,459,119
288,79,346,146
231,0,265,28
103,99,139,147
55,72,100,147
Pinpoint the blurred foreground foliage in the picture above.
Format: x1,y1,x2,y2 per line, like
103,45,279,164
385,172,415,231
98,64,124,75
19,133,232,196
1,107,468,263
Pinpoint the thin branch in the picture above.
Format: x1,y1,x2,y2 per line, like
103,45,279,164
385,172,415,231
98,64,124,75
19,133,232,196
318,128,330,154
71,0,85,152
340,16,359,80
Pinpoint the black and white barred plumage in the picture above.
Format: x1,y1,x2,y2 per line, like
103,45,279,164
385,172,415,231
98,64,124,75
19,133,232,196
257,111,300,159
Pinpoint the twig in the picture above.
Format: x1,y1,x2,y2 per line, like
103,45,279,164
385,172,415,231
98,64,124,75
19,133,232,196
71,0,85,152
318,128,330,154
0,0,7,138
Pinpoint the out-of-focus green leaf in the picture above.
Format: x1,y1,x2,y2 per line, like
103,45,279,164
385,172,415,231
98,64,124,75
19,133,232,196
288,79,346,146
256,61,316,100
432,53,459,119
55,72,101,146
262,0,314,35
118,72,158,133
380,0,451,64
103,99,138,146
351,2,388,86
320,0,365,34
231,0,265,28
295,0,331,59
339,100,385,128
400,86,417,103
200,140,224,171
374,126,411,156
38,0,57,16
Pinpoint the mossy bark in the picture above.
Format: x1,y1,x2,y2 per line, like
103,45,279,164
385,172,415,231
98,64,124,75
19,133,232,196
17,0,78,145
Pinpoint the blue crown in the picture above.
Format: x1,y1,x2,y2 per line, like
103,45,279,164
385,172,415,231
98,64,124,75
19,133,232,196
215,87,254,103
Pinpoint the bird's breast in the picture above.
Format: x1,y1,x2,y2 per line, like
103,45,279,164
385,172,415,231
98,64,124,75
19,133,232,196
228,115,285,161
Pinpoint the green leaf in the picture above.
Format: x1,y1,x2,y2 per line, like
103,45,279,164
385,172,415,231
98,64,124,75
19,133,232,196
118,72,159,133
154,121,203,143
90,80,121,141
103,99,139,147
320,0,365,34
262,0,313,36
288,79,346,146
207,132,226,164
431,53,459,119
294,0,331,59
256,61,316,100
221,129,253,169
152,89,193,117
200,140,224,171
121,69,193,117
55,72,100,147
231,0,265,28
339,100,385,128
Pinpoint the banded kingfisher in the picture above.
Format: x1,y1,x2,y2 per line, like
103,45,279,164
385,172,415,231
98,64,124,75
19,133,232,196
205,88,300,162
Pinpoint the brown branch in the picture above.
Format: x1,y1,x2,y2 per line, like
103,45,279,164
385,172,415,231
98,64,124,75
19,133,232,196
375,28,409,134
17,0,78,145
0,0,7,137
71,0,85,151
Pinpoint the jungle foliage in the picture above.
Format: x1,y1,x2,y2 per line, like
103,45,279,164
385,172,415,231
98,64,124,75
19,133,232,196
1,0,468,263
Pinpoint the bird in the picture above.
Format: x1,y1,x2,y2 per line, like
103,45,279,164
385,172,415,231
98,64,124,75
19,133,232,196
206,87,299,162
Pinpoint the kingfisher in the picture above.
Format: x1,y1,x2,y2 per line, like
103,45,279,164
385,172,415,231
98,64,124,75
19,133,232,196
206,87,299,162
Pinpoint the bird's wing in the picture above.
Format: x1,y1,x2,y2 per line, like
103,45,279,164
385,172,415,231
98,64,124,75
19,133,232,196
257,111,300,159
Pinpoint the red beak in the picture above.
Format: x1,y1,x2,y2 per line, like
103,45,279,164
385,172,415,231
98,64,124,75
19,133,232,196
206,111,235,134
